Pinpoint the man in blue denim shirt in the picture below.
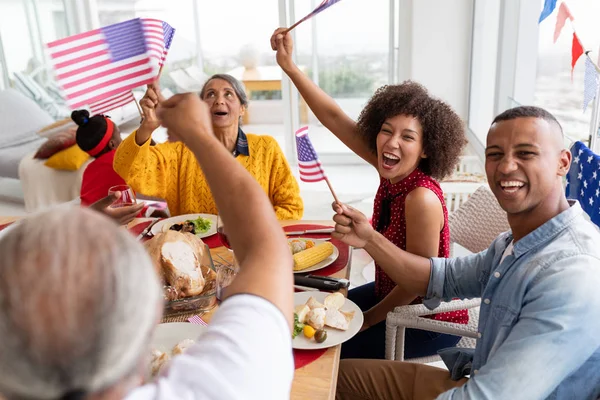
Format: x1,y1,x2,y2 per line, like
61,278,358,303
333,106,600,400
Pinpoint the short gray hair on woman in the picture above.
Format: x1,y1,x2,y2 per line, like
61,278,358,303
199,73,249,108
0,207,162,399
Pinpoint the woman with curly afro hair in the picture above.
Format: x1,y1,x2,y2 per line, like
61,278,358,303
272,28,468,360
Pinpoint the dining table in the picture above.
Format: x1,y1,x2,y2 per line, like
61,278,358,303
0,215,352,400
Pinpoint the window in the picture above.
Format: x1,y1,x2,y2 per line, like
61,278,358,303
293,0,390,158
534,0,600,144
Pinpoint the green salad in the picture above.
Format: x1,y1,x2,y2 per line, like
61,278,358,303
292,313,304,339
188,216,212,233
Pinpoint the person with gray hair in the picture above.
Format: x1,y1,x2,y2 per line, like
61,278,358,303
113,74,303,220
0,92,295,400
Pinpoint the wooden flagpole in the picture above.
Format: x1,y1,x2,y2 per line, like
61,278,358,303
324,177,340,204
134,95,144,119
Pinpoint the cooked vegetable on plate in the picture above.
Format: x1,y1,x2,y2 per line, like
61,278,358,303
292,242,335,271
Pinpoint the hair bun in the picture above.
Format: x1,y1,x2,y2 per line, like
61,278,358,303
71,110,91,126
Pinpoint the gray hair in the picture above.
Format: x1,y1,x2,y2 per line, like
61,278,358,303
0,207,162,399
200,74,249,123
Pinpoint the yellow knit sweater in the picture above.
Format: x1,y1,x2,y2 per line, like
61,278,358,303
114,132,303,220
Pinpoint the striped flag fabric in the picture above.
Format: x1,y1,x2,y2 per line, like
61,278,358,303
295,126,327,183
583,57,599,112
90,91,136,116
293,0,343,27
47,18,174,111
188,315,208,326
141,18,175,72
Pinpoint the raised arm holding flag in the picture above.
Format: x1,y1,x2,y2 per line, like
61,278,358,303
271,28,469,361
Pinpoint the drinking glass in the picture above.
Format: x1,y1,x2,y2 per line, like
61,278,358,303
108,185,137,208
216,262,239,302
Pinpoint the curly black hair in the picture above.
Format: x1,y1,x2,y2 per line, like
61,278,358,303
356,81,467,180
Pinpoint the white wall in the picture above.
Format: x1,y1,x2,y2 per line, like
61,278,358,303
397,0,474,119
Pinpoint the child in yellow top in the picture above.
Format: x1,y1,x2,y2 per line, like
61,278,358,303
114,75,303,220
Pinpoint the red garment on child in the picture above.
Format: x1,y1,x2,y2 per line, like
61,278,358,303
80,150,127,206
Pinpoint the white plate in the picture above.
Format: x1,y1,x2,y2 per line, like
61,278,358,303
151,322,207,353
290,238,339,274
151,214,217,239
292,291,363,350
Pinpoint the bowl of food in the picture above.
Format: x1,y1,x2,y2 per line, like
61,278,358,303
144,230,217,316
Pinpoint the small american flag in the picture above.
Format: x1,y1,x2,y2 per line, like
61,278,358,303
188,315,208,326
293,0,343,28
89,91,136,116
47,18,174,111
583,57,599,112
296,126,327,183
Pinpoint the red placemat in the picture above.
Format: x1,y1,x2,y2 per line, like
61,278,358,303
284,224,350,277
0,222,14,232
293,348,328,369
202,233,222,248
129,220,153,238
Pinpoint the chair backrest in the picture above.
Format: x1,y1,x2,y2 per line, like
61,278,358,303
441,181,486,213
448,185,510,253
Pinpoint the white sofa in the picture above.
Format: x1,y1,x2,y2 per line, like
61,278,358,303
0,89,87,211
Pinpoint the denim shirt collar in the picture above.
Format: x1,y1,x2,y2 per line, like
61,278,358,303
233,127,249,157
509,200,583,258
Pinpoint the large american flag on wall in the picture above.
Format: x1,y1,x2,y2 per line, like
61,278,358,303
47,18,175,112
566,141,600,227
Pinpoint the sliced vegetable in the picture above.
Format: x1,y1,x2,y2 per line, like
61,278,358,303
303,325,316,339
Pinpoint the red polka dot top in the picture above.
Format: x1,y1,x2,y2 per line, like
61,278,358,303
372,168,468,325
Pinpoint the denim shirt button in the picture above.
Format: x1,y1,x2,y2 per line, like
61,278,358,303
494,272,501,278
477,332,482,338
474,369,479,375
484,298,491,304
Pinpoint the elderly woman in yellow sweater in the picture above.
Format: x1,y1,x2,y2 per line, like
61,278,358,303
114,74,303,219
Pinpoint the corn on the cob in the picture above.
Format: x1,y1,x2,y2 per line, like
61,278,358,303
293,242,334,271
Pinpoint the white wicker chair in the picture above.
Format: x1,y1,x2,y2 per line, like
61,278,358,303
385,186,510,363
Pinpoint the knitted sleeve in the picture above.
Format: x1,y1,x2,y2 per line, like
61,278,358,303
113,132,183,200
266,138,304,220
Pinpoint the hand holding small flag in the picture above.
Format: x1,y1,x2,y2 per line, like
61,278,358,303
295,126,340,204
284,0,344,34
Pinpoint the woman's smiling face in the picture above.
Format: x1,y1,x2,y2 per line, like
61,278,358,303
375,114,426,183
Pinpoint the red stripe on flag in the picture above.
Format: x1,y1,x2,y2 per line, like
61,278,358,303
61,59,150,90
56,59,112,80
50,40,105,59
91,93,134,111
71,81,152,109
299,169,325,176
90,91,133,108
300,176,326,183
91,95,135,115
54,50,108,69
46,29,101,48
66,67,153,100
